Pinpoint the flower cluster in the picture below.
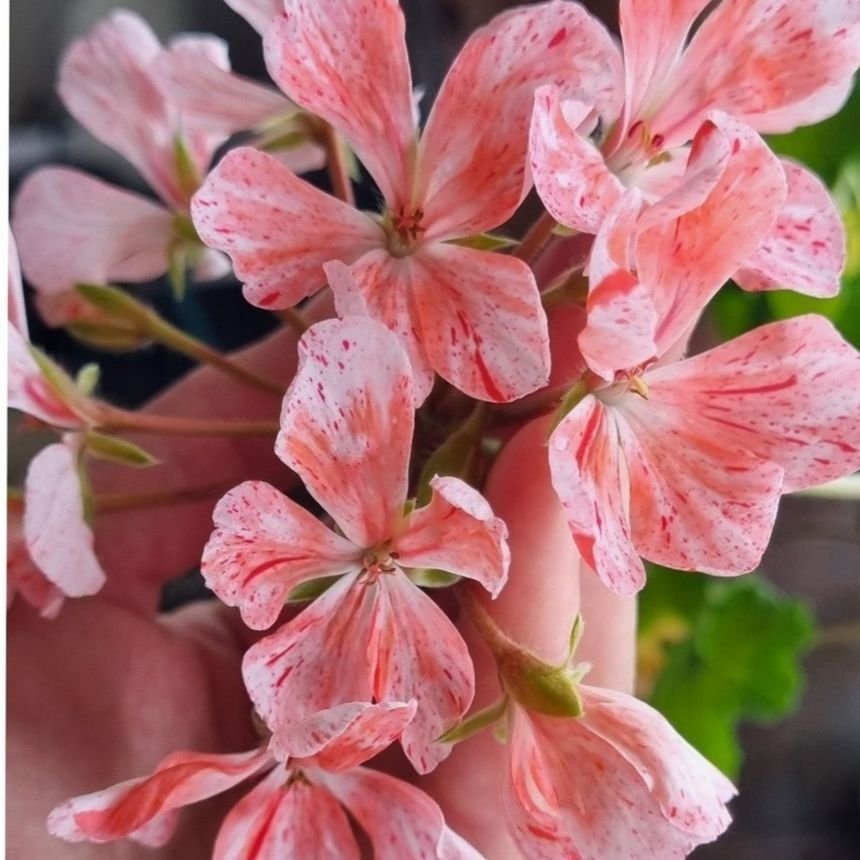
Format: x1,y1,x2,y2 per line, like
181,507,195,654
8,0,860,858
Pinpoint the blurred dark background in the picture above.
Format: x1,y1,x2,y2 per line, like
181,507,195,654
9,1,860,857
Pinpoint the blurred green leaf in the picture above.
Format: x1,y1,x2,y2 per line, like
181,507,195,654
641,573,814,778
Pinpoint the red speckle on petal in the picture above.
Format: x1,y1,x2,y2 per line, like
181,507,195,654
548,27,567,48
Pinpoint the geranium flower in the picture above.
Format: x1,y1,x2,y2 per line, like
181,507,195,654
192,0,624,402
506,686,735,859
203,313,509,772
12,9,318,325
48,701,483,858
530,0,859,298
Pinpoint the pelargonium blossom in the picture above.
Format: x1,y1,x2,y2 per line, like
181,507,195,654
549,171,860,593
506,686,735,859
48,701,484,858
203,310,509,772
530,0,859,298
192,0,624,402
11,8,318,326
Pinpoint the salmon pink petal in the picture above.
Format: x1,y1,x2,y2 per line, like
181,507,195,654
529,86,624,234
655,0,860,146
636,113,786,359
618,384,785,578
618,0,711,129
578,685,736,840
508,703,732,859
751,77,856,135
8,327,81,427
8,229,27,338
191,147,382,310
8,501,64,619
24,442,106,598
264,0,415,208
326,257,435,404
377,570,475,774
318,767,484,860
242,573,383,759
48,748,271,845
394,476,510,597
734,160,846,298
12,167,174,300
418,0,624,239
224,0,283,35
647,315,860,493
410,243,549,403
277,317,414,546
548,398,645,594
214,768,359,860
290,701,417,772
57,10,187,208
201,481,360,630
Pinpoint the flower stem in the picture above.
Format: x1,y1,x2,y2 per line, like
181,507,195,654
277,306,310,337
94,481,232,513
513,211,557,264
321,122,355,206
93,405,279,438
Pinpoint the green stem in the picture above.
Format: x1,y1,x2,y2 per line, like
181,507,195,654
94,481,232,513
94,405,279,438
321,122,355,206
513,211,557,264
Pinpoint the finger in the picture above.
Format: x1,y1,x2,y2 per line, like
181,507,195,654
424,416,636,857
91,293,333,613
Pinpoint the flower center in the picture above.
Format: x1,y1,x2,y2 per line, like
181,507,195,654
359,546,399,584
387,206,426,257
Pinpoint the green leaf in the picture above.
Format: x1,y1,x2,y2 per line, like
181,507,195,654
452,233,516,252
85,432,159,468
643,574,814,778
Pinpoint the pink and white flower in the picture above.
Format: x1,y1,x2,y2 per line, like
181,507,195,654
530,0,859,297
506,686,735,859
48,701,483,858
192,0,623,402
203,314,509,772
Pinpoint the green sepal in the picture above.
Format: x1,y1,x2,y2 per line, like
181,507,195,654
173,135,201,200
76,283,146,323
437,696,509,745
452,233,516,252
408,568,460,588
549,381,588,433
84,432,159,468
286,575,342,603
172,212,200,244
75,363,101,397
168,242,189,302
66,321,150,352
29,346,80,404
498,649,584,718
416,404,486,507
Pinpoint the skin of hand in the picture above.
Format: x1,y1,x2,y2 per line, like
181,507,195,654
7,298,637,858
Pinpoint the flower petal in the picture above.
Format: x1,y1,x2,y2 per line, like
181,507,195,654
394,476,510,597
57,10,189,208
636,113,786,358
647,315,860,494
264,0,415,208
734,160,845,298
418,0,624,239
48,748,271,844
191,147,382,310
215,768,359,860
290,701,417,772
223,0,283,35
8,228,27,338
655,0,860,145
24,442,106,598
377,571,475,774
7,327,81,427
530,87,624,234
242,573,382,759
618,383,786,578
326,256,436,404
12,167,174,300
276,316,414,546
548,397,646,594
578,685,736,840
618,0,712,129
318,767,484,860
410,243,550,403
201,480,360,630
